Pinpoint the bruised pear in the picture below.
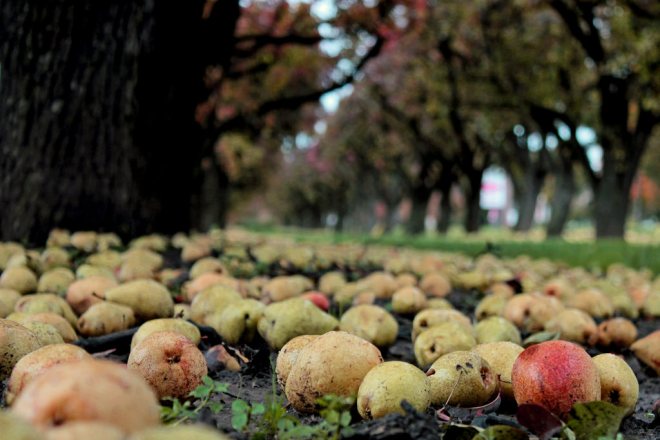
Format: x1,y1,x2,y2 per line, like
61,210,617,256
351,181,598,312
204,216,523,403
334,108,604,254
11,359,160,433
131,318,201,350
173,304,191,320
276,335,319,388
391,286,427,314
475,295,508,320
77,302,136,337
504,293,564,332
593,353,639,416
474,317,521,345
284,331,382,413
414,321,476,368
357,361,430,419
472,341,524,400
596,318,637,349
0,319,41,380
427,351,497,406
104,280,174,322
412,309,472,341
66,276,118,315
21,322,64,346
630,330,660,375
128,332,207,399
339,305,398,347
6,343,92,404
257,298,339,350
206,298,265,344
544,308,598,345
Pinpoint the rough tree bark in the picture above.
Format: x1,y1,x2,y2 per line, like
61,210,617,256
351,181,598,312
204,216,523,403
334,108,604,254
547,164,575,237
463,169,484,234
0,0,240,244
406,185,432,235
436,169,454,234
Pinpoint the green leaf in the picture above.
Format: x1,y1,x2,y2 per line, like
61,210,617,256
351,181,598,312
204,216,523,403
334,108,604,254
252,403,266,415
208,401,223,414
189,385,212,399
213,382,230,393
565,401,626,440
523,331,560,347
473,425,528,440
323,410,340,425
340,411,351,427
232,399,251,413
232,411,249,431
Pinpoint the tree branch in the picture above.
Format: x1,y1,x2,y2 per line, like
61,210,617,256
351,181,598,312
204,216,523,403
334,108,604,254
212,36,385,136
233,33,325,58
547,0,605,64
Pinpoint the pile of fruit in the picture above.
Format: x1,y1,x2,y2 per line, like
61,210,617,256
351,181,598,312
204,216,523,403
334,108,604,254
0,228,658,439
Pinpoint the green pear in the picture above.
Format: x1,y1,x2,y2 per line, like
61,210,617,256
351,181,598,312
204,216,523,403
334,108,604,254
104,279,173,322
593,353,639,416
472,341,524,400
206,299,265,344
357,361,430,419
257,298,339,350
475,317,521,345
427,351,497,406
340,304,398,347
414,321,476,368
131,318,201,350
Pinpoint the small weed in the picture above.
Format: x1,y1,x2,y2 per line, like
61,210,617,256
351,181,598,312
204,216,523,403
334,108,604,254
160,376,228,425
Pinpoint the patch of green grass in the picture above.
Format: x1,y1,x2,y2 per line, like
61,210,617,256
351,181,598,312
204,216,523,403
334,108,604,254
239,226,660,274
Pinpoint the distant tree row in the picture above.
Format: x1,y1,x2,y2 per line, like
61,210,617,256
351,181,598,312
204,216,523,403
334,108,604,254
272,0,660,238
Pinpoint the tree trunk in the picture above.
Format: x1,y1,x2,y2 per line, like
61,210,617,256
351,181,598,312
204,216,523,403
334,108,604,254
514,169,545,232
195,158,230,231
594,151,631,238
464,170,484,233
546,164,575,237
436,173,453,234
406,186,431,235
0,0,240,244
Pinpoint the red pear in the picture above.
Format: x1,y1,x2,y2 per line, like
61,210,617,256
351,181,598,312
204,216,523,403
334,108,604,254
512,340,601,418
